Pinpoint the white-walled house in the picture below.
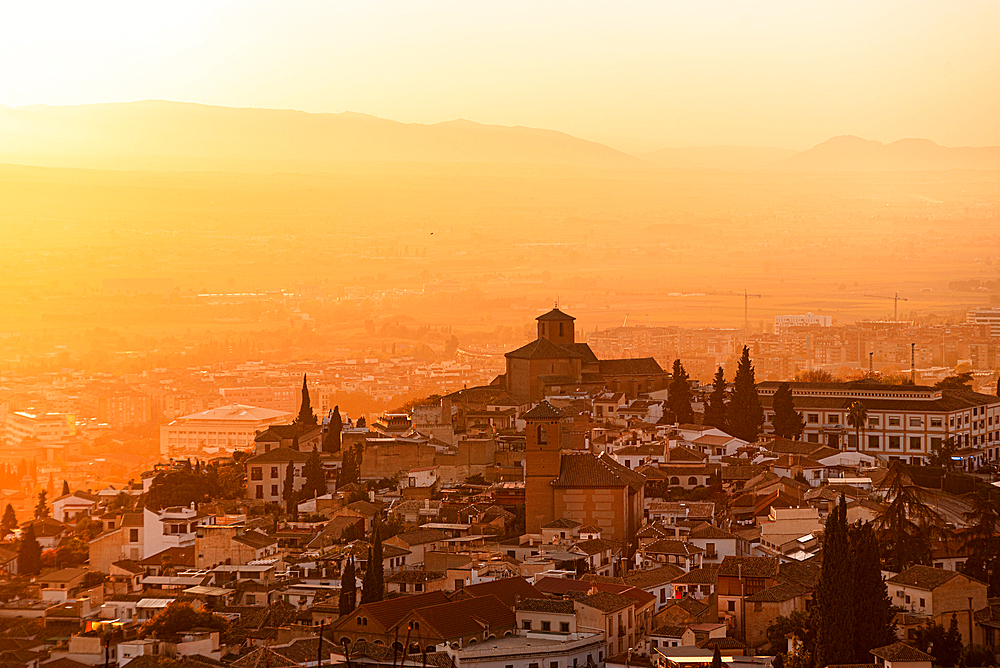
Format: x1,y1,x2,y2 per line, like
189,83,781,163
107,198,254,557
52,491,100,524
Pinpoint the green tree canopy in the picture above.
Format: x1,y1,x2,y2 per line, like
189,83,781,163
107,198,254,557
703,367,727,429
726,346,763,442
668,359,694,424
772,382,804,440
141,601,228,638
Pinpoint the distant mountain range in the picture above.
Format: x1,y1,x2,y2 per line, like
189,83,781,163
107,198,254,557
0,101,997,172
771,135,1000,171
0,100,641,170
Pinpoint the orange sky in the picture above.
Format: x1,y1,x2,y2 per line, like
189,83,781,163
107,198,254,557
1,1,998,152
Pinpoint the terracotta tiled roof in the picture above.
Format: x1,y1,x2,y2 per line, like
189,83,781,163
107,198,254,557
599,358,665,376
576,590,634,613
689,525,736,540
622,565,686,589
353,591,451,630
245,447,309,464
644,540,703,557
461,576,543,608
887,564,965,590
745,581,811,603
411,594,515,639
552,453,646,492
516,598,575,614
507,338,583,361
522,401,565,420
542,517,581,530
869,642,934,662
718,556,778,579
536,308,575,322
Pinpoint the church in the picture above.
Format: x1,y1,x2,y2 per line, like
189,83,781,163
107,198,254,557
494,307,670,404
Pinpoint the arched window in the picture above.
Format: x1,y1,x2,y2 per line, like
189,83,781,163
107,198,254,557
538,424,548,444
688,477,698,486
340,639,351,646
670,477,680,486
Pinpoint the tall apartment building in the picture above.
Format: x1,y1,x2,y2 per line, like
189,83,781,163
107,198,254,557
4,411,74,447
774,313,833,332
967,308,1000,337
159,404,293,457
759,381,1000,467
219,386,299,414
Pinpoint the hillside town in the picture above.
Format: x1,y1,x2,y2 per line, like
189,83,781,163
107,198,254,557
0,308,996,668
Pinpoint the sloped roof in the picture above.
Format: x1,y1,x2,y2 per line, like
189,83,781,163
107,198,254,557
542,517,581,530
506,337,583,360
411,594,515,639
245,447,309,464
536,308,575,322
689,525,737,540
718,556,779,579
599,358,666,376
552,453,646,492
745,581,811,603
887,564,965,590
577,590,634,613
869,642,934,662
516,598,575,614
522,401,564,420
353,591,451,631
462,576,543,608
623,564,686,589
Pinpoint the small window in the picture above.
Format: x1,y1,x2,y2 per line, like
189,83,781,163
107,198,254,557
931,418,943,427
542,621,551,631
828,414,840,424
889,436,901,450
889,416,901,427
807,414,819,423
920,598,925,607
728,600,736,611
909,437,922,451
560,622,570,633
523,620,532,630
909,417,922,427
868,416,880,426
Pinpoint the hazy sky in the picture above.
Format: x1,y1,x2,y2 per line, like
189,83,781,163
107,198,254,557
2,1,998,151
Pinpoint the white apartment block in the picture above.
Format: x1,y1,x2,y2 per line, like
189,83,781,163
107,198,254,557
967,307,1000,337
760,381,1000,467
4,410,74,446
774,313,833,332
159,404,292,456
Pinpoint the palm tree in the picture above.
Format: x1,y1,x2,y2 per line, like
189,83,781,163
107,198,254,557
873,460,943,571
847,401,868,451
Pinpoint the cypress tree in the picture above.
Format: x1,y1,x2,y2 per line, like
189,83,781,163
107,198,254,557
61,480,70,496
34,491,48,519
710,645,722,668
361,547,375,604
668,360,694,424
303,450,326,500
339,558,357,615
295,374,317,427
814,495,854,667
324,407,343,453
371,520,384,602
1,505,16,536
283,462,298,519
704,367,727,429
726,346,764,442
17,524,42,575
772,382,804,440
850,521,896,661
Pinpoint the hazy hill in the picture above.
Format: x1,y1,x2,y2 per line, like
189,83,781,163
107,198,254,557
774,135,1000,171
0,100,643,171
638,145,795,170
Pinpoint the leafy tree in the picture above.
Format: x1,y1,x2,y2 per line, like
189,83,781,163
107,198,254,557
703,367,727,429
771,653,784,668
772,382,804,440
849,521,896,661
726,346,763,442
295,373,317,427
1,505,17,536
710,645,722,668
34,491,48,519
813,496,854,667
668,360,694,424
928,436,959,470
962,491,1000,595
61,480,70,496
144,470,216,510
935,372,973,390
303,450,327,500
874,461,943,571
964,644,995,667
913,616,962,667
339,558,357,615
793,369,835,383
17,524,42,575
766,611,813,656
847,401,868,450
283,462,298,519
323,406,343,453
141,601,228,638
338,445,362,488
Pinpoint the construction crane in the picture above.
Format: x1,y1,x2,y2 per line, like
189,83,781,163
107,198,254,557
716,290,763,333
864,292,909,321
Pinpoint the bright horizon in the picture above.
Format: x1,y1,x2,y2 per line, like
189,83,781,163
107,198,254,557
2,1,998,153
